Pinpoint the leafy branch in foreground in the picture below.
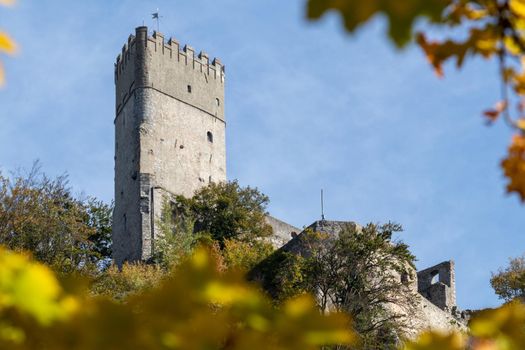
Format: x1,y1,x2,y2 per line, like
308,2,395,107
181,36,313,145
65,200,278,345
0,246,355,350
305,0,525,202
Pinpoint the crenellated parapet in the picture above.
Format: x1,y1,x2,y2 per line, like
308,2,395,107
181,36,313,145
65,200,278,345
115,27,226,123
115,29,225,84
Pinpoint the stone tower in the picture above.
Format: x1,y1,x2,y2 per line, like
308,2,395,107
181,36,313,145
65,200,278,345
112,27,226,265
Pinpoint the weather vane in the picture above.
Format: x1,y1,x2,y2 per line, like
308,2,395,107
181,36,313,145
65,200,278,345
152,8,163,32
321,189,326,221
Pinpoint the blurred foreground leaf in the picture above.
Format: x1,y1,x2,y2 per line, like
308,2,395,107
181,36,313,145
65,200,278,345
0,246,355,349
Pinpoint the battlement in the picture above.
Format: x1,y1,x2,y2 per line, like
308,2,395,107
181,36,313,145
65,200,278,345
115,27,225,83
114,27,226,124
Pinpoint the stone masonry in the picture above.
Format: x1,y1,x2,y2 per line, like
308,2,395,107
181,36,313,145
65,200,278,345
417,261,456,311
113,27,226,266
111,28,467,335
271,220,467,334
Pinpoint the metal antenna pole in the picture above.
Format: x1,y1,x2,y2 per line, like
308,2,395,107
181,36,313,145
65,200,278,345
321,189,325,221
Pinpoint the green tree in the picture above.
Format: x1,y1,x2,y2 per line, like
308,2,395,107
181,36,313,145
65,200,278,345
84,198,113,268
152,199,198,270
154,194,274,272
0,164,113,274
254,223,417,349
249,249,308,303
491,254,525,302
302,223,416,350
173,181,273,246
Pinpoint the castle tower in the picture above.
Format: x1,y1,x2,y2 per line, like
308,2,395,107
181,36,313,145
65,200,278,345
112,27,226,265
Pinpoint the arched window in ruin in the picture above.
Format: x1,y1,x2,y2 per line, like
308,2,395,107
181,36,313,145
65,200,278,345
207,131,213,143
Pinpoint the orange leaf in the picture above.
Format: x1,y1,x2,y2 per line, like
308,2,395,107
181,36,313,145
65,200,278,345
501,134,525,202
417,33,444,77
483,109,500,122
483,101,507,123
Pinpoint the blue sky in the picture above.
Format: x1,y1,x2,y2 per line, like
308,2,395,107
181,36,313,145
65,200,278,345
0,0,522,310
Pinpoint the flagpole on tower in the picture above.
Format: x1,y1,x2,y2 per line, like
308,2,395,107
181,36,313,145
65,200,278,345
152,8,161,32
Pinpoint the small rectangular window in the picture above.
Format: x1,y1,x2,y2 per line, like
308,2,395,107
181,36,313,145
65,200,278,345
187,85,192,93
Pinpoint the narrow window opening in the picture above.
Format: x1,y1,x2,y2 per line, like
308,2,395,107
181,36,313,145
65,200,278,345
401,273,409,285
430,270,440,285
207,131,213,143
216,98,220,106
209,176,212,183
187,85,192,93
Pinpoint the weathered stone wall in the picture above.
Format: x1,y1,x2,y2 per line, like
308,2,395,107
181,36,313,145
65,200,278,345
265,215,300,248
113,27,226,266
388,294,467,340
417,261,456,310
113,88,143,264
269,220,465,336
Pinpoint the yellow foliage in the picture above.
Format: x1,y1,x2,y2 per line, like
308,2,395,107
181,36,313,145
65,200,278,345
510,0,525,19
0,32,16,55
403,331,466,350
402,302,525,350
470,302,525,349
0,247,78,326
0,0,16,86
91,262,166,300
0,246,355,349
2,246,525,349
0,248,78,348
222,238,274,271
501,134,525,202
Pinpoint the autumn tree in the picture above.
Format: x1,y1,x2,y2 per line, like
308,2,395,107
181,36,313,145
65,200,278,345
491,254,525,302
305,0,525,202
0,165,113,274
91,262,166,301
